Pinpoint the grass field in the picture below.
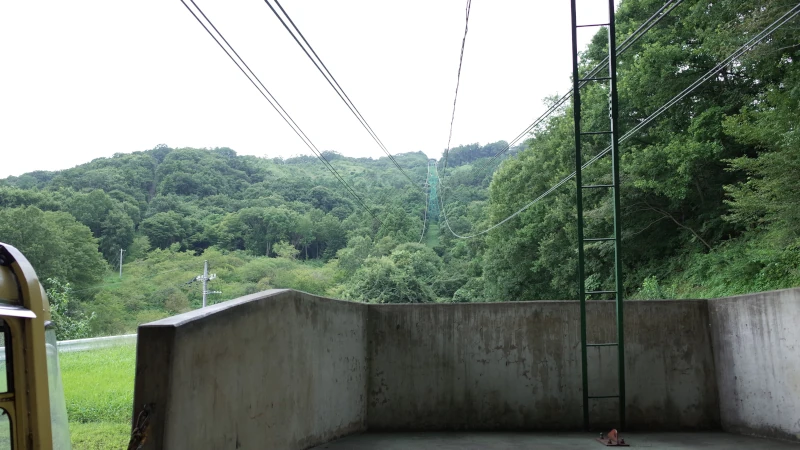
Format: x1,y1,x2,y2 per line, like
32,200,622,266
60,344,136,450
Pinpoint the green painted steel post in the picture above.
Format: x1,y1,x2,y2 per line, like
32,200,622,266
569,0,590,431
606,0,626,430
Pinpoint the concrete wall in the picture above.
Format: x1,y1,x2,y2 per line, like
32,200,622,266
709,288,800,442
367,300,719,431
131,288,800,446
132,290,369,450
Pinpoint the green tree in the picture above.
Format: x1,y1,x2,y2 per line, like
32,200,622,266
139,211,193,250
723,67,800,241
66,189,137,261
99,209,135,263
342,243,440,303
343,256,435,304
218,206,299,256
274,240,300,260
45,278,96,340
0,207,107,291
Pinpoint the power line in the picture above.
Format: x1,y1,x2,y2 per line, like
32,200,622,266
441,0,473,181
184,0,379,223
418,163,430,243
438,0,681,228
437,0,473,239
180,0,383,225
471,0,684,174
261,0,421,190
438,3,800,239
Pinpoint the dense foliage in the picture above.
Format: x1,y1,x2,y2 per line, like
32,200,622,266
445,0,800,300
0,0,797,338
0,146,441,335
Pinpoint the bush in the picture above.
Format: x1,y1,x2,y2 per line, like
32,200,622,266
46,278,95,340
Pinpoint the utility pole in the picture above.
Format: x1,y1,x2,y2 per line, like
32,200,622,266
119,249,126,279
195,260,220,307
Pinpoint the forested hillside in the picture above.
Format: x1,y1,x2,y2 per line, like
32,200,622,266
443,0,800,301
1,0,797,339
0,146,447,335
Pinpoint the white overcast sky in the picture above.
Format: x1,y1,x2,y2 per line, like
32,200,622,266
0,0,615,178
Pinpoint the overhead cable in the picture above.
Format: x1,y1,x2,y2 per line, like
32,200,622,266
418,162,432,243
180,0,382,225
441,0,473,180
261,0,421,190
438,3,799,239
438,0,682,228
472,0,684,174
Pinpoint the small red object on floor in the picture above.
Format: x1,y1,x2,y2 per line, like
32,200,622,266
595,429,630,446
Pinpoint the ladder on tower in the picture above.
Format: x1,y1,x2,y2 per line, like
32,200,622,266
569,0,626,431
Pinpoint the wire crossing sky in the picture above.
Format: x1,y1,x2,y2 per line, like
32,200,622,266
180,0,384,225
262,0,421,190
437,2,800,239
442,0,473,181
0,0,611,178
470,0,683,175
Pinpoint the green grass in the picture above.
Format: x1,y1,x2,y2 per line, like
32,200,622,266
69,422,129,450
60,344,136,449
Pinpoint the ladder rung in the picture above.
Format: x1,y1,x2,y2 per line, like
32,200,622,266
586,290,616,295
579,76,612,82
587,343,618,347
584,237,615,242
576,23,610,28
580,131,613,135
588,395,620,399
582,184,614,189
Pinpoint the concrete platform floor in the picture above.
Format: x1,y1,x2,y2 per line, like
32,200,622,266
312,432,800,449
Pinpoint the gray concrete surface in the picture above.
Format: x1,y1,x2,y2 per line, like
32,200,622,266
367,300,718,430
312,432,800,449
710,287,800,442
132,289,369,450
131,287,800,448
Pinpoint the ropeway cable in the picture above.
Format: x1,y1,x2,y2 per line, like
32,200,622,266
261,0,421,191
471,0,684,174
438,0,684,228
180,0,383,225
418,162,432,243
438,3,800,239
441,0,473,181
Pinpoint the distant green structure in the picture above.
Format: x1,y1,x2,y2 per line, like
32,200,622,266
427,161,440,221
421,160,440,248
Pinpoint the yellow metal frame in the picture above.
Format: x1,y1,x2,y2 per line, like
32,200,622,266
0,243,55,450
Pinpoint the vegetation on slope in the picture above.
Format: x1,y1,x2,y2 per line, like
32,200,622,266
446,0,800,301
0,0,798,340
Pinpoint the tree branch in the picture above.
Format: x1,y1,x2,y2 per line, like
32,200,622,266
643,201,712,251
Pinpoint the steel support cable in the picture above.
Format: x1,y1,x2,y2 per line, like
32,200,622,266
440,0,680,232
261,0,420,191
438,0,472,240
181,0,382,225
471,0,683,174
418,162,432,243
184,1,379,223
441,0,472,181
438,4,800,240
